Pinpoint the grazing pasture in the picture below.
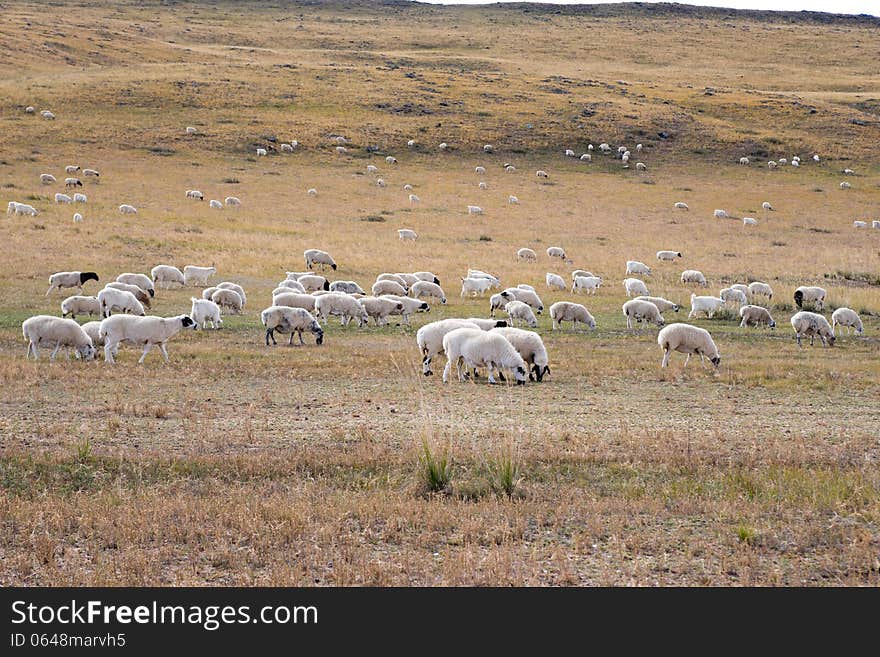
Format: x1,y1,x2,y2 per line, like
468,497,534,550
1,1,879,585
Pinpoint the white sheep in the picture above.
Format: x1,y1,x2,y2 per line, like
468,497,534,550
185,126,197,135
570,270,594,280
680,270,708,287
508,195,519,205
840,181,851,189
794,286,827,311
183,265,217,286
280,143,293,153
854,221,868,228
8,202,38,216
729,284,750,297
118,204,137,214
762,202,774,211
768,161,778,169
748,281,773,301
461,277,495,297
674,202,689,210
565,149,575,157
41,110,55,120
100,314,196,363
403,184,413,191
622,299,665,329
635,162,647,171
307,188,318,197
298,274,329,292
360,297,405,326
517,248,537,262
504,301,537,328
546,273,566,291
411,280,446,304
272,292,316,313
489,290,516,316
330,280,366,295
276,279,307,293
713,209,729,219
71,193,86,203
550,301,596,330
720,287,748,306
379,294,430,326
739,157,750,165
464,270,496,285
467,205,483,215
407,139,415,147
503,287,544,313
474,166,486,175
843,168,854,175
202,286,219,301
65,177,83,188
46,271,100,296
151,265,185,289
25,106,35,114
657,323,721,368
441,328,527,385
209,199,223,209
81,321,113,358
376,273,410,289
225,196,241,206
546,246,567,261
491,326,550,381
416,318,483,375
626,260,651,276
216,281,247,306
831,307,863,336
40,173,56,185
372,279,407,297
115,273,155,297
83,169,100,178
60,295,101,319
97,288,145,318
536,170,549,178
413,271,441,285
105,281,152,308
439,142,448,150
743,217,758,226
791,311,835,348
872,221,880,229
261,306,323,346
376,178,386,188
739,305,776,329
623,278,649,297
257,148,268,156
190,298,223,330
398,228,418,241
22,315,96,361
304,248,337,271
73,212,83,223
688,294,725,319
408,194,420,204
386,156,397,164
634,296,681,313
580,153,591,162
211,288,243,314
55,193,72,204
314,293,368,327
656,250,682,262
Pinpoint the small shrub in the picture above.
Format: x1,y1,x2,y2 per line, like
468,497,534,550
479,235,492,242
737,525,756,546
361,215,385,223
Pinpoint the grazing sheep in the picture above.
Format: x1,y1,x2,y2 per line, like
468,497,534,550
185,126,197,135
386,156,397,164
115,273,155,297
64,177,83,188
623,278,649,297
297,274,330,293
464,270,496,286
360,296,405,326
565,149,575,157
461,276,495,297
580,153,592,162
768,161,778,169
635,162,647,171
408,194,420,203
105,282,151,308
843,168,854,175
81,321,112,357
211,289,243,315
9,202,38,216
314,293,368,327
546,246,567,261
376,179,386,188
713,209,729,219
307,188,318,197
407,139,416,147
720,287,748,306
550,301,596,330
517,248,537,262
508,195,519,204
380,294,430,325
280,143,293,153
872,221,880,229
483,144,493,153
503,287,544,313
55,193,72,204
73,212,83,223
372,279,407,297
688,294,725,319
680,270,708,287
411,280,446,304
398,228,418,241
536,170,549,178
100,314,196,363
46,271,99,296
743,217,758,226
97,288,145,318
467,205,483,215
546,273,566,291
40,173,56,185
183,265,217,286
729,284,750,297
216,282,247,307
491,326,550,382
330,280,366,295
41,110,55,120
403,184,413,191
441,328,528,385
61,295,101,319
272,292,316,312
489,290,516,316
739,157,750,165
656,250,682,261
762,202,774,211
794,286,827,310
658,324,721,368
151,265,185,289
190,298,223,330
840,182,851,189
516,284,535,292
304,248,337,271
83,169,100,178
674,202,689,210
276,279,307,293
257,148,268,156
854,221,868,228
739,305,776,329
439,142,448,150
202,286,219,301
748,281,773,301
416,318,484,375
261,306,323,346
791,311,835,348
571,269,594,280
72,193,86,203
225,196,241,206
831,307,863,336
25,106,35,114
623,299,665,329
634,296,680,313
209,199,223,209
118,204,137,215
376,273,409,290
22,315,96,361
626,260,651,276
366,165,379,174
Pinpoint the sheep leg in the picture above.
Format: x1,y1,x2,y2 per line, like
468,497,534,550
45,284,57,296
49,341,62,361
442,359,452,384
265,328,275,346
298,330,305,346
683,353,691,368
159,343,170,363
796,334,803,348
138,343,153,364
27,341,38,360
486,364,497,385
423,354,433,376
810,334,814,346
104,342,116,363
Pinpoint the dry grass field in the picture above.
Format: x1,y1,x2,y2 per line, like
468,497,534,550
1,0,879,586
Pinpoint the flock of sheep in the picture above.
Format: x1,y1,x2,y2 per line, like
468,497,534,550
11,109,873,381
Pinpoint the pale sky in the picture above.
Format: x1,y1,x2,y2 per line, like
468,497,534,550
418,1,880,17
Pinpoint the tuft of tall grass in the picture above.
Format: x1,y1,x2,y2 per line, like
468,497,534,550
418,439,451,493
